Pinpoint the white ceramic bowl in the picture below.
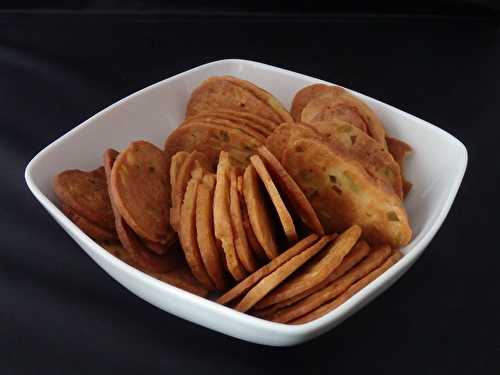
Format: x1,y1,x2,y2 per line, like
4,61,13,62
25,59,467,346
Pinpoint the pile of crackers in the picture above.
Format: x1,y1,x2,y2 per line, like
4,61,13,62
53,76,413,323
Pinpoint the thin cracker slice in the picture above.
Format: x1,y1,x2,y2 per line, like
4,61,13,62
54,167,115,231
290,84,343,121
164,122,263,169
181,116,267,143
196,173,227,290
61,203,116,242
186,76,292,124
230,168,258,273
110,141,170,244
235,235,335,312
179,170,215,290
214,151,247,281
269,245,391,323
255,225,361,309
256,240,370,318
171,151,210,232
257,146,324,235
216,234,318,305
292,250,403,324
242,164,279,259
104,149,180,273
386,136,413,197
250,155,298,243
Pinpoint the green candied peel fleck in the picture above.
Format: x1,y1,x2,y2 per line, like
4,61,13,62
342,171,360,193
219,130,230,142
387,211,400,222
338,124,352,133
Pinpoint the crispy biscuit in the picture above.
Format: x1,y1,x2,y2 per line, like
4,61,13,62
54,167,114,231
214,151,247,281
110,141,170,244
292,250,403,324
242,165,279,259
61,203,116,242
216,234,319,305
250,155,298,243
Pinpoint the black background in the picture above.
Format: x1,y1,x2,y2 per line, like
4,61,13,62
1,2,500,374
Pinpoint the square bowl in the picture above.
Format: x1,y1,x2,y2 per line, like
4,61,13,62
25,59,467,346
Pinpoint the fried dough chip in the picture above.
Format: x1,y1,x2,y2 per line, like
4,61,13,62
54,167,114,231
110,141,170,244
300,86,387,148
255,240,369,318
250,155,298,243
179,171,215,290
230,169,258,273
181,116,267,143
164,122,263,168
235,235,335,312
61,203,116,242
280,137,412,246
266,245,391,323
171,151,210,232
307,121,403,198
292,250,403,324
104,149,180,273
257,146,324,235
214,151,247,281
254,225,361,309
186,76,292,124
290,84,343,121
196,173,227,290
242,164,279,259
182,109,275,136
216,234,318,305
386,136,413,197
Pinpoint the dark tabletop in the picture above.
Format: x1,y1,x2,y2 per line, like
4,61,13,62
1,10,499,374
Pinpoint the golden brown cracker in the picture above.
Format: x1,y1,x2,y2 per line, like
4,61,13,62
280,136,412,247
386,136,413,197
242,164,279,259
181,114,268,142
257,145,324,235
104,149,180,274
182,109,276,136
240,190,268,262
61,203,116,242
291,84,345,122
214,151,247,281
186,76,292,124
196,173,227,290
269,245,392,323
179,170,215,290
235,235,335,312
216,234,318,305
292,250,403,324
306,121,403,198
54,167,114,231
302,89,387,148
256,240,370,317
164,121,263,169
250,155,298,243
255,225,361,309
171,151,211,232
110,141,170,244
229,168,258,273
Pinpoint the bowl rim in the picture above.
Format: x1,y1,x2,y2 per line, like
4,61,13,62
24,58,468,337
